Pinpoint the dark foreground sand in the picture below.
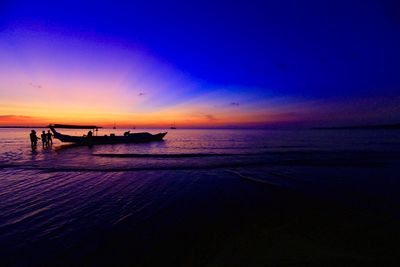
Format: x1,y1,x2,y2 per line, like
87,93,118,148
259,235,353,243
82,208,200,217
34,168,398,267
1,129,400,266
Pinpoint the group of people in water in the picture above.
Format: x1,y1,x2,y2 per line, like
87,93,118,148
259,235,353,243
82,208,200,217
29,130,53,149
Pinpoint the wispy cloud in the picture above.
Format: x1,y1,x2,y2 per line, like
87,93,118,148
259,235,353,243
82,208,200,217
204,114,216,121
0,114,41,126
28,82,42,89
0,115,33,119
188,112,218,122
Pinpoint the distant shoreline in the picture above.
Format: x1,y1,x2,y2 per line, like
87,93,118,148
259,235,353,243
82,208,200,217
313,123,400,130
0,126,47,128
1,123,399,130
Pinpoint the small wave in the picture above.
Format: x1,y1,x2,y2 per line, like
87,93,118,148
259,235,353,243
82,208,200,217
1,205,52,228
270,145,315,148
29,161,270,172
113,213,133,225
93,152,265,158
226,170,284,187
0,164,17,169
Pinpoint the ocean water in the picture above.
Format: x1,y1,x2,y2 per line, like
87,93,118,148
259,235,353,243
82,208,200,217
1,128,400,266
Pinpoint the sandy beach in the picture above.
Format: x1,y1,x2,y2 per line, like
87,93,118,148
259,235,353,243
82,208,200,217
0,128,400,266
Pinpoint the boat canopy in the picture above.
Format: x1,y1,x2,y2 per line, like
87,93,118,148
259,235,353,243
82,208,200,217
50,124,102,129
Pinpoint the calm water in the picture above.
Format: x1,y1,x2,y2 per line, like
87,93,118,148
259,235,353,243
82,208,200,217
1,128,400,266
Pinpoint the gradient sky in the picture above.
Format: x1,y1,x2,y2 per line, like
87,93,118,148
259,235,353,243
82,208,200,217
0,0,399,127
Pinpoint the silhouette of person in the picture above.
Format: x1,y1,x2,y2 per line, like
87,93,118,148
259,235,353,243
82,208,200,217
87,130,93,147
47,130,53,146
29,130,39,149
41,130,47,148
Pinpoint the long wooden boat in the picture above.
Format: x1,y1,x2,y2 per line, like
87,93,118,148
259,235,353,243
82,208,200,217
49,124,167,145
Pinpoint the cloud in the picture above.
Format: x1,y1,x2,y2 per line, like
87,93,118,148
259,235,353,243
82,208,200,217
205,114,216,121
190,112,217,121
138,92,146,96
230,102,240,106
28,82,42,89
0,115,33,119
0,115,40,125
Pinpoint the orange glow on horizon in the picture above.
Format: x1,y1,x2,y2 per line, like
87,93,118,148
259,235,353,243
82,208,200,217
0,111,298,128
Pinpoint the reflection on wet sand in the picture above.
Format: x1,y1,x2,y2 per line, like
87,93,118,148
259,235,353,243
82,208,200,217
0,128,400,266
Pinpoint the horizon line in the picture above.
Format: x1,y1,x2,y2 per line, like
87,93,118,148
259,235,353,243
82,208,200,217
1,122,400,130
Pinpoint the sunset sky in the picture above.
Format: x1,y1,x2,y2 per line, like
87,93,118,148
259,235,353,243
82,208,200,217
1,0,399,128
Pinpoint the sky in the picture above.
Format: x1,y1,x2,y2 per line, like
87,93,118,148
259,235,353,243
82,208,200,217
0,0,399,128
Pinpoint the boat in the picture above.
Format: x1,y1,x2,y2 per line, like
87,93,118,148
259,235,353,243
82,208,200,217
49,124,167,145
170,121,177,129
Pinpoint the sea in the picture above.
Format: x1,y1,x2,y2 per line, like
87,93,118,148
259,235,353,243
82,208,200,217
0,128,400,266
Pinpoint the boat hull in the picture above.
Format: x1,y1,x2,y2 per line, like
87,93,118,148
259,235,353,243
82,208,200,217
51,129,167,145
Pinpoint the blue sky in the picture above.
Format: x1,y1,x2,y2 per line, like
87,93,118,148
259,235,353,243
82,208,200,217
0,0,399,127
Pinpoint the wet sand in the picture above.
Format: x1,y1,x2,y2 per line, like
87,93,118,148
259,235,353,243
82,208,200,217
2,167,398,266
1,129,400,266
80,170,400,267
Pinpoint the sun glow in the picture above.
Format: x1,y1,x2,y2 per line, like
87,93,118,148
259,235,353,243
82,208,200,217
0,28,303,128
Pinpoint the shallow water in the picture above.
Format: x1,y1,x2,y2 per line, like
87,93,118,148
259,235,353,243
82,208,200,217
1,128,400,266
2,128,399,170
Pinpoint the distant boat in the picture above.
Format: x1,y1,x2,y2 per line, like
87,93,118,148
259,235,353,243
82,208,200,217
170,121,177,129
49,124,167,145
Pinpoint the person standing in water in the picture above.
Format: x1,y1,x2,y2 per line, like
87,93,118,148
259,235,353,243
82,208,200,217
29,130,39,149
87,130,93,147
41,130,48,148
46,130,53,146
